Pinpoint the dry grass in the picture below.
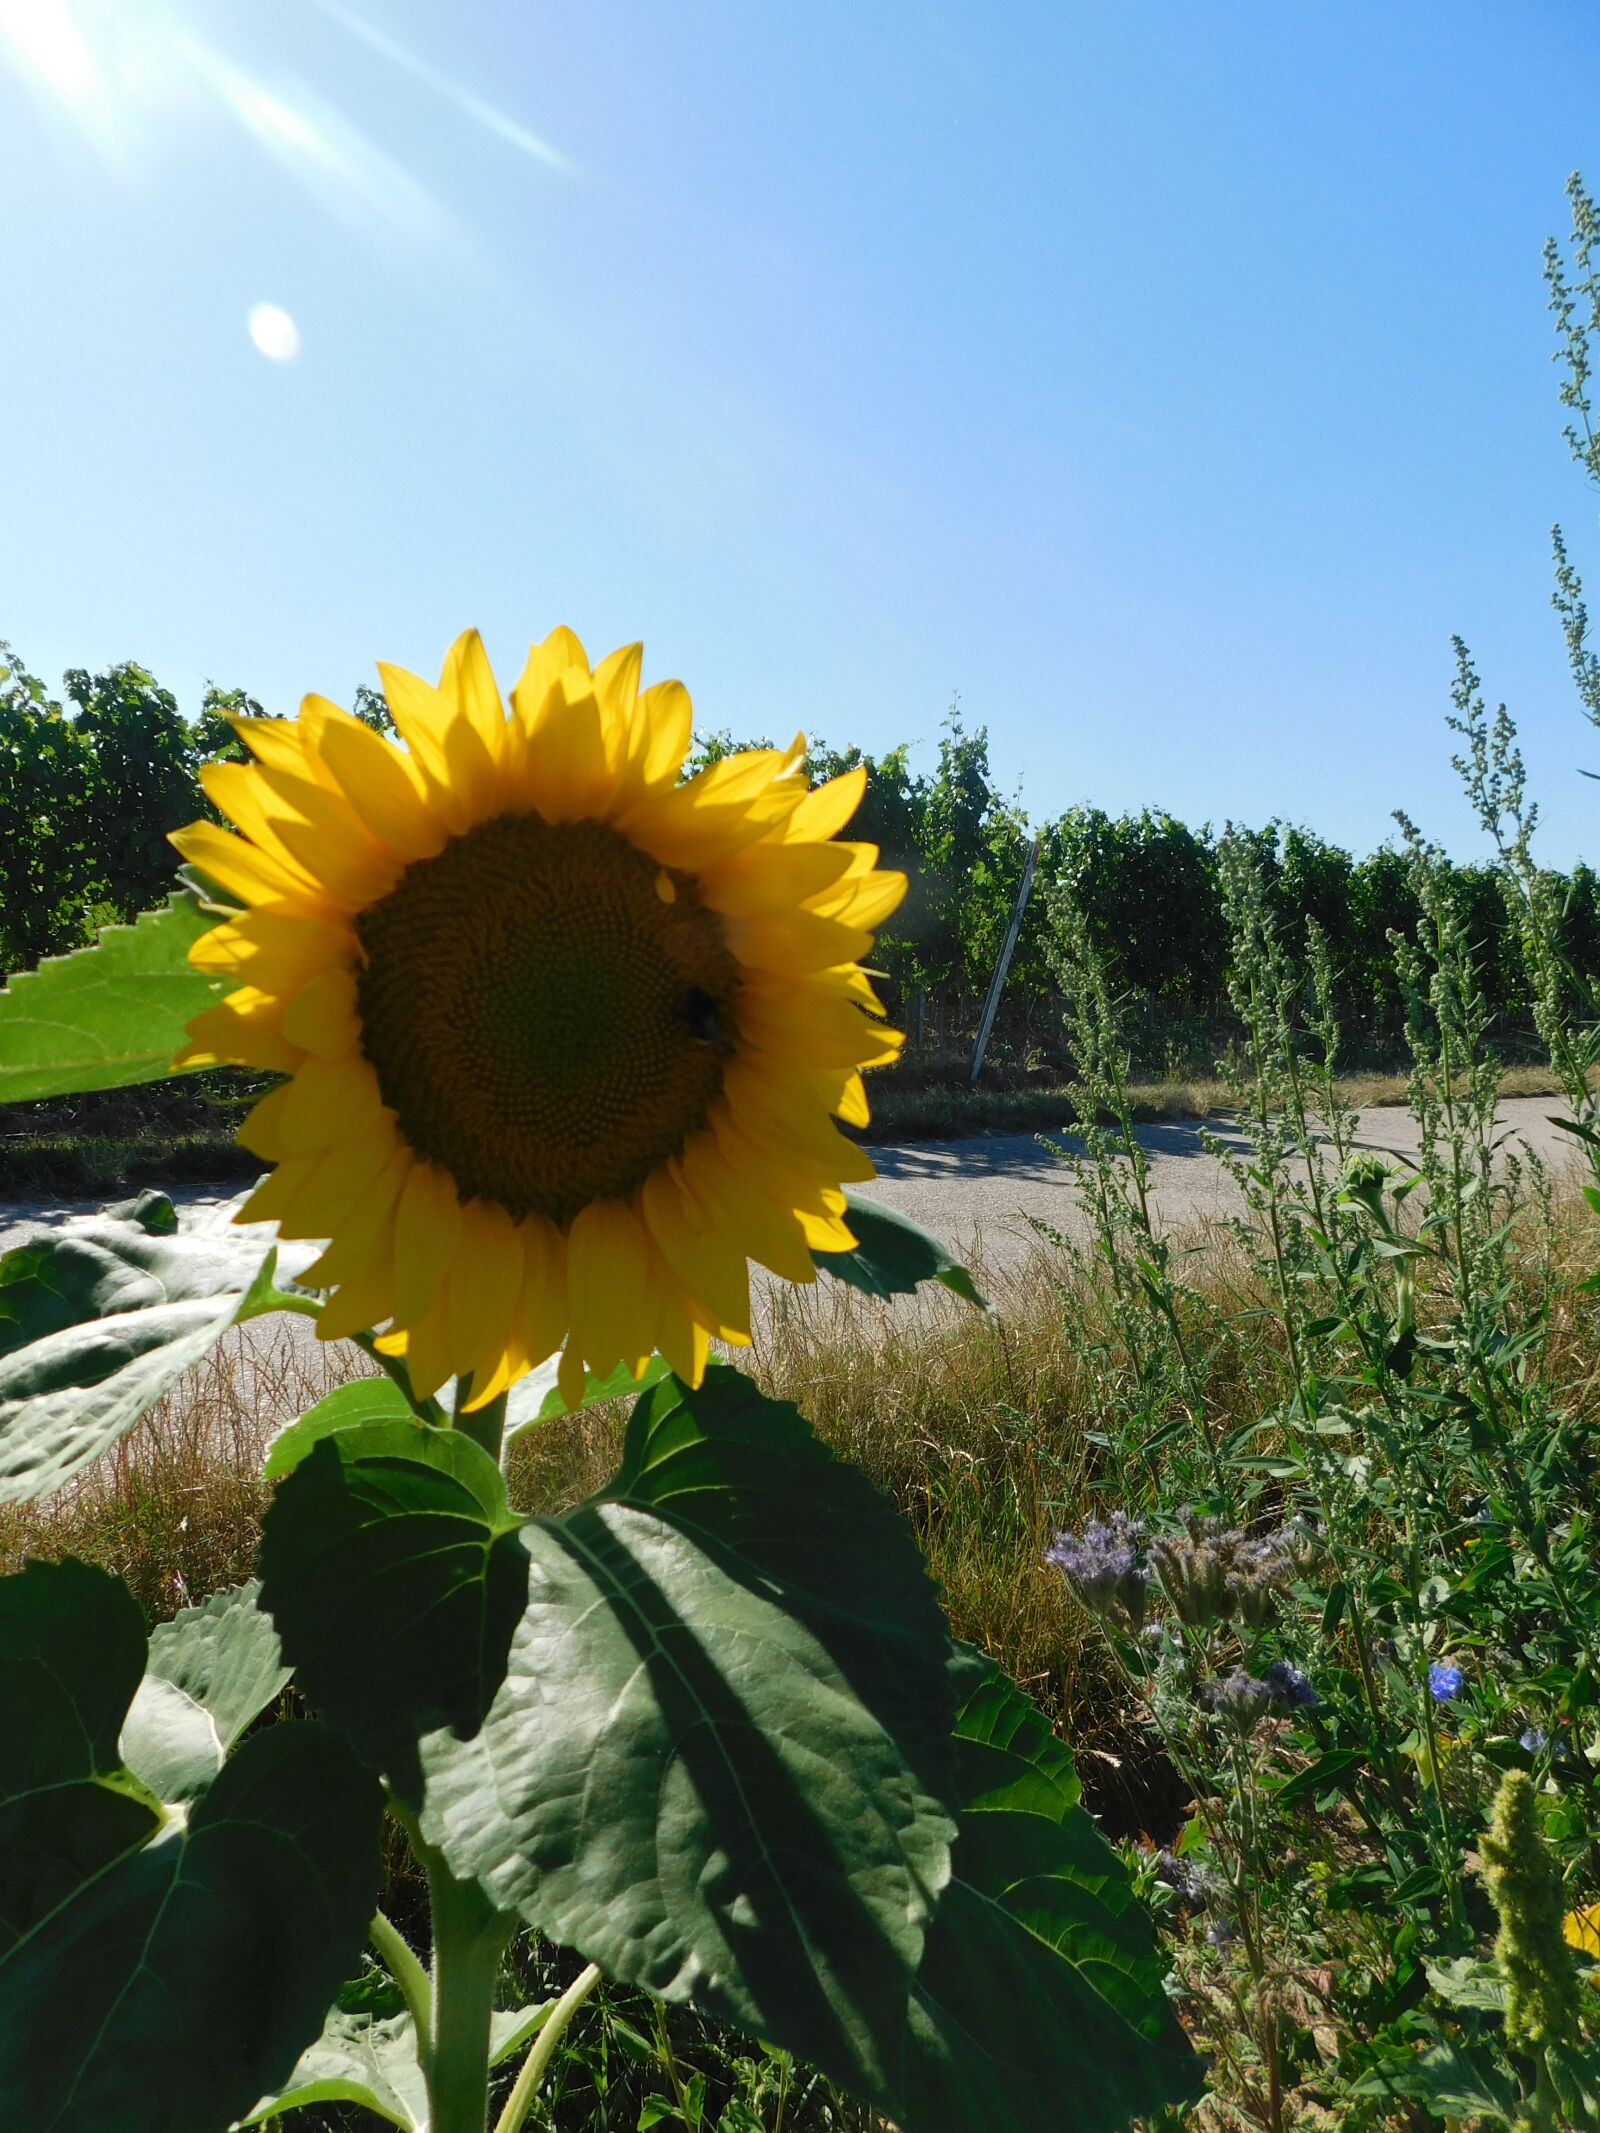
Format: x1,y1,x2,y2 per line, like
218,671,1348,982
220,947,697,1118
864,1063,1567,1141
0,1324,362,1615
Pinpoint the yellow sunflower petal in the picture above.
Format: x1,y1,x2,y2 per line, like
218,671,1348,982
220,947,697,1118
634,678,692,789
441,629,508,763
392,1163,464,1327
235,1156,319,1227
189,909,353,991
300,1152,409,1285
593,640,643,750
698,839,856,916
517,1215,568,1367
279,965,360,1058
272,1121,397,1240
641,1162,753,1338
448,1200,525,1388
313,708,447,862
511,626,590,729
722,907,874,974
681,1137,816,1287
649,1285,711,1387
556,1342,587,1408
809,868,908,932
829,1070,871,1129
396,1297,456,1402
795,1202,858,1252
177,987,300,1074
171,822,324,912
231,713,318,776
566,1197,652,1372
316,1266,398,1343
276,1056,383,1155
769,765,866,845
521,676,615,823
236,1080,297,1161
378,662,481,833
619,744,809,870
230,771,400,909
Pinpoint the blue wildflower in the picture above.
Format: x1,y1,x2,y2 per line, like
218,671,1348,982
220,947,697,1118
1262,1659,1319,1711
1429,1661,1465,1703
1520,1726,1549,1754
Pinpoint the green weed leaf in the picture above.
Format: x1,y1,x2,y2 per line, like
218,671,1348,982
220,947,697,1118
415,1364,959,2090
0,892,220,1104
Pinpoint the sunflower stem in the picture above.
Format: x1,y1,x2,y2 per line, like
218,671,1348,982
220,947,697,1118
422,1841,515,2133
452,1381,508,1463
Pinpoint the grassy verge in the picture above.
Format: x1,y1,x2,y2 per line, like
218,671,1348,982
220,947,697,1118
863,1060,1567,1141
6,1175,1599,2126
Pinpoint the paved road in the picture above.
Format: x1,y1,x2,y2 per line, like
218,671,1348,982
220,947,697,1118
1,1096,1579,1275
859,1094,1578,1281
0,1097,1579,1414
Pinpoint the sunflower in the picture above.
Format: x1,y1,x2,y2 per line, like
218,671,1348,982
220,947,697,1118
172,628,904,1409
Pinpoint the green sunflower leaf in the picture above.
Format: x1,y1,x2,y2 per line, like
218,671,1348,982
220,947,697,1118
236,2010,430,2133
878,1648,1204,2132
0,1204,270,1502
0,1557,158,1949
0,891,221,1105
237,1998,556,2132
0,1558,382,2133
415,1364,959,2092
814,1191,988,1308
119,1581,290,1806
262,1375,418,1482
258,1420,531,1788
503,1351,674,1437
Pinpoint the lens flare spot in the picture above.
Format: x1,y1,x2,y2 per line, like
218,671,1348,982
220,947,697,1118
247,302,301,362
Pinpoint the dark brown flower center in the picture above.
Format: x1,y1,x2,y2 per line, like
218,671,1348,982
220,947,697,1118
355,814,739,1226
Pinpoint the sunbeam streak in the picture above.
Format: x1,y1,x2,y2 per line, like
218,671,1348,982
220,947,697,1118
311,0,572,175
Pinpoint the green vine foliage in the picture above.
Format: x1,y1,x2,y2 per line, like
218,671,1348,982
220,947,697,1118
0,910,1201,2133
8,637,1600,1071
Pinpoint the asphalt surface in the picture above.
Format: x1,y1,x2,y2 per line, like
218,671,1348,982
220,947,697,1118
0,1097,1579,1416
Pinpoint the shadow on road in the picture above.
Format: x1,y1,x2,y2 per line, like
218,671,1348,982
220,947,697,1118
867,1117,1254,1180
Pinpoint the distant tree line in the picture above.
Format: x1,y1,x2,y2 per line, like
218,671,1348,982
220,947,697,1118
0,642,389,974
4,639,1595,1071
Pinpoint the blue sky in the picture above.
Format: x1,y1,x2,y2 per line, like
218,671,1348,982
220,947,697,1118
4,1,1600,860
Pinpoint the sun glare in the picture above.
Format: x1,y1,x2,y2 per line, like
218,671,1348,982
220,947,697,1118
0,0,99,102
0,0,105,121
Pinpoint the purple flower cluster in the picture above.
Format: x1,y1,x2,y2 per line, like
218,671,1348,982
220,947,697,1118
1045,1513,1148,1631
1148,1511,1317,1630
1200,1661,1320,1733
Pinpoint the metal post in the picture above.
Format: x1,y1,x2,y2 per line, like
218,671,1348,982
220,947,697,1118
968,839,1040,1085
